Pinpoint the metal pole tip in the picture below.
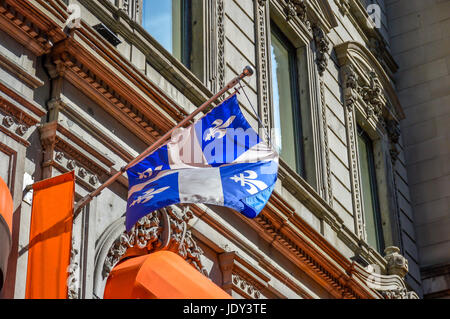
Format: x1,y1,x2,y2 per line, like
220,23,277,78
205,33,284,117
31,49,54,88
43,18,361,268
243,66,254,77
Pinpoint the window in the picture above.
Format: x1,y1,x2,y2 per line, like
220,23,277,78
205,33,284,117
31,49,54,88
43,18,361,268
142,0,192,68
270,22,305,176
357,126,384,252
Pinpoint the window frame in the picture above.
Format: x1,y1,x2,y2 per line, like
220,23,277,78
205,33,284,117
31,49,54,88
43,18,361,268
357,125,385,253
180,0,192,69
270,21,306,178
142,0,192,69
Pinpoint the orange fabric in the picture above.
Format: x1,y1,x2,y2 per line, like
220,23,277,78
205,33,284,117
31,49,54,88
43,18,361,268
25,172,75,299
104,251,232,299
0,176,13,234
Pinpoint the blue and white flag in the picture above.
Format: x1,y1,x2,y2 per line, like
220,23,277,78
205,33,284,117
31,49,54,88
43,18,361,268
125,94,279,231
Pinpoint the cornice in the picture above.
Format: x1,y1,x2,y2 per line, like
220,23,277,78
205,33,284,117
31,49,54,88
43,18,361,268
0,80,45,147
0,81,45,125
39,121,116,191
48,36,173,145
0,0,65,56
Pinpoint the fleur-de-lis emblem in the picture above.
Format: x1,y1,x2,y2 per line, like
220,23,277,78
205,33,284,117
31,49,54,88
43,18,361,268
137,165,163,180
204,116,236,141
129,186,170,207
230,170,268,195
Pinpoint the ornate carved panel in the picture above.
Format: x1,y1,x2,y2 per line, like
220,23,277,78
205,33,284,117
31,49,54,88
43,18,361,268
103,205,207,280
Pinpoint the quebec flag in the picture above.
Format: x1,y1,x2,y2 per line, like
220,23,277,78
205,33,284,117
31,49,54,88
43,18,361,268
125,94,279,231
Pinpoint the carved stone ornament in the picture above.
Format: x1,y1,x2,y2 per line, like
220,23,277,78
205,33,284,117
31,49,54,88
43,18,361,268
384,246,409,278
66,159,77,170
359,70,384,120
2,115,14,128
386,120,401,163
340,64,365,240
103,205,207,279
67,240,79,299
312,25,330,76
89,174,99,186
55,151,64,163
341,64,359,109
232,273,261,299
283,0,310,29
15,124,29,136
78,167,87,178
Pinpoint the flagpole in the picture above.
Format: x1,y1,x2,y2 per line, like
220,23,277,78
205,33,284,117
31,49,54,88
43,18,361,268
73,66,254,215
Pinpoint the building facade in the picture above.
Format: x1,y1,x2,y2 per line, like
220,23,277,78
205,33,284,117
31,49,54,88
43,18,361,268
0,0,441,299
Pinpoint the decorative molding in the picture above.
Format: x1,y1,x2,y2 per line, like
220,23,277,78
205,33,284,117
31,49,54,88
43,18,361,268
352,262,419,299
103,205,207,280
319,79,332,206
232,273,262,299
335,0,350,16
255,0,271,134
0,87,43,130
39,122,107,187
340,64,365,240
0,0,59,56
0,52,44,89
219,251,269,299
216,0,225,94
254,211,361,298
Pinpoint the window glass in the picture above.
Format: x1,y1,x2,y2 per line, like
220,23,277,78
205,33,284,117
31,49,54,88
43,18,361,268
357,129,383,251
143,0,186,64
270,26,303,175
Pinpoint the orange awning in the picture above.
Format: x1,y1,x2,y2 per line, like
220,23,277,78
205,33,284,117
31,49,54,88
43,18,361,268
0,176,13,235
104,250,232,299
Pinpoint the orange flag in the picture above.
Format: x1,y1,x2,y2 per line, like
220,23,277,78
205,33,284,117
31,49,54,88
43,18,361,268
25,171,75,299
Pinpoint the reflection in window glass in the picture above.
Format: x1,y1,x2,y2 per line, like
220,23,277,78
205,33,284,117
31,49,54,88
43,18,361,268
358,129,383,252
270,26,303,175
143,0,184,62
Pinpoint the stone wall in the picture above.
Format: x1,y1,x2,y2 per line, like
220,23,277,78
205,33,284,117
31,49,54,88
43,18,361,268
386,0,450,298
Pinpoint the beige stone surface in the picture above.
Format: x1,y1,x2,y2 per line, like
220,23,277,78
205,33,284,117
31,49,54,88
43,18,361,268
387,0,450,298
